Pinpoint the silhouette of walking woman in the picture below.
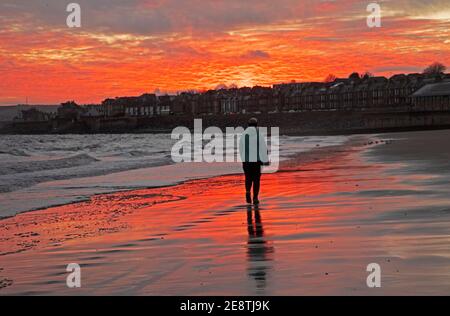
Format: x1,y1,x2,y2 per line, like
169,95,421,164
239,118,269,205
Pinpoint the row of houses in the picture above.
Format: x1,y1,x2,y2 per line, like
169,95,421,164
164,72,450,115
101,94,171,117
16,72,450,122
273,72,450,112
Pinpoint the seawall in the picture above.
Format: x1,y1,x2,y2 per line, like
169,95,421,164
2,110,450,135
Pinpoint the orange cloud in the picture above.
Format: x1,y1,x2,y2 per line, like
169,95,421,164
0,0,449,105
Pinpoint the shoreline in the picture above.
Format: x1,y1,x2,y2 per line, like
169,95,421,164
0,135,365,219
0,137,368,252
0,134,354,218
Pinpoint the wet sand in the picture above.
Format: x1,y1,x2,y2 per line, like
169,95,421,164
1,130,450,295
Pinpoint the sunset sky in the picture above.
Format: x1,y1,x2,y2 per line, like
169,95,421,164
1,0,449,105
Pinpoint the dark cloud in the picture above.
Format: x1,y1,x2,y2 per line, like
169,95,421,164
0,0,362,36
241,50,271,59
2,0,449,36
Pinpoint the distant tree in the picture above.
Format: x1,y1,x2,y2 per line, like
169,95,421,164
324,74,337,83
423,62,446,75
61,100,79,107
215,84,228,90
362,72,374,80
228,83,238,89
348,72,361,80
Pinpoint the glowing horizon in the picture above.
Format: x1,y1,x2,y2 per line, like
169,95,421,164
1,0,450,106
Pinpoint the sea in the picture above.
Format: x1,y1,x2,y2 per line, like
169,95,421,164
0,133,349,217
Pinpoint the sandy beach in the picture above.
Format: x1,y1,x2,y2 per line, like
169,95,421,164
1,129,450,295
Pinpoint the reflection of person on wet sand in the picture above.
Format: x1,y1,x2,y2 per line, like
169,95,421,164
246,205,273,294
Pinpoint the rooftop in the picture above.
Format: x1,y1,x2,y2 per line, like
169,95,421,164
412,81,450,97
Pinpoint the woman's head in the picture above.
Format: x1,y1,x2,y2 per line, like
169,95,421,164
248,117,258,127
